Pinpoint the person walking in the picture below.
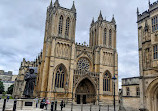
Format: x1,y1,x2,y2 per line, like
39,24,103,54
35,97,39,108
40,98,46,109
45,98,50,110
7,96,9,102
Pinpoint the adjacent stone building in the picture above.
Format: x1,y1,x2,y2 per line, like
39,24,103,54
0,70,13,81
0,70,17,92
13,0,119,105
137,1,158,111
121,77,140,111
13,57,41,98
121,1,158,111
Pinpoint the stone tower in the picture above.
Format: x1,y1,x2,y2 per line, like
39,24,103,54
36,0,77,98
89,11,117,49
137,1,158,111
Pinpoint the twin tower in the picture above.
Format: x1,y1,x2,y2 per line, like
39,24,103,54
44,0,117,49
35,0,118,105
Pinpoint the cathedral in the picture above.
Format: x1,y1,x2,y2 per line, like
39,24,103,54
13,0,118,105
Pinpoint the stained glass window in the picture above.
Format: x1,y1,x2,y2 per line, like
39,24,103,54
77,58,90,72
65,17,70,37
55,65,65,88
103,72,111,91
58,15,63,35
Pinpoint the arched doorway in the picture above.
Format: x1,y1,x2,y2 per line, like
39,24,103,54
75,78,96,104
146,78,158,111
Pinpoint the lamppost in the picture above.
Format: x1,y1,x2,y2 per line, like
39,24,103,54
65,82,68,105
112,74,117,111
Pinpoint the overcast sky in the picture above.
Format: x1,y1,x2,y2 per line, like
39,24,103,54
0,0,153,86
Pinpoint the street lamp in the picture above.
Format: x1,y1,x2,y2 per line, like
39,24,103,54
65,82,68,105
112,74,117,111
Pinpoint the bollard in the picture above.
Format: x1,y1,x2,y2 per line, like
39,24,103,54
107,105,109,111
13,99,17,111
2,99,6,111
55,101,57,111
60,100,64,111
51,102,54,111
99,105,100,111
81,103,83,111
90,104,92,111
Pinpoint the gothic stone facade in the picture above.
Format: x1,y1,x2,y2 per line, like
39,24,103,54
34,0,118,104
13,0,119,104
137,1,158,111
121,1,158,111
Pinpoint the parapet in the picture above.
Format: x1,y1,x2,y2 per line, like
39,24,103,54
122,77,140,86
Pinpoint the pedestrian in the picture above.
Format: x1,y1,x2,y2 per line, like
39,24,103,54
35,97,39,108
40,98,46,109
45,98,50,110
7,96,9,102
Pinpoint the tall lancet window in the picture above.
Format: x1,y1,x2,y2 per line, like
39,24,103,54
65,17,70,37
109,29,112,47
58,15,63,35
104,28,107,46
55,64,66,88
92,31,94,46
103,72,111,91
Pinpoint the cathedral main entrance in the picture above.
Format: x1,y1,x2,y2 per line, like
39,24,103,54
75,78,96,104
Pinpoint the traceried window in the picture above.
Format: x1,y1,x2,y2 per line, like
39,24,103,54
126,87,130,96
109,29,112,47
55,65,66,88
152,16,158,32
58,15,63,35
65,17,70,37
136,87,140,96
103,72,111,91
153,44,158,59
77,58,90,72
104,28,107,46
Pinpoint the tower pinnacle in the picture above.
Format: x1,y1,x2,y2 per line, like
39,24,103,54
137,7,139,15
91,17,94,26
111,14,116,23
54,0,60,7
50,0,52,7
71,1,76,12
98,10,103,21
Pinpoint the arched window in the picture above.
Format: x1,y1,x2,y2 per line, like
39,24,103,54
55,64,66,88
95,29,97,45
109,29,112,47
104,28,107,46
91,31,94,46
103,72,111,91
58,15,63,35
65,17,70,37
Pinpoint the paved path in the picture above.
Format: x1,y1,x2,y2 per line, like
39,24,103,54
0,99,119,111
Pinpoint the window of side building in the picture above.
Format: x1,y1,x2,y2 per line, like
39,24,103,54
152,16,158,32
153,44,158,59
136,87,140,96
126,87,130,96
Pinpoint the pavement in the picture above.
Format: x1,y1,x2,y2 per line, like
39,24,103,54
0,99,119,111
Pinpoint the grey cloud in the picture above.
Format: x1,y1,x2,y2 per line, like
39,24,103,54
0,0,150,86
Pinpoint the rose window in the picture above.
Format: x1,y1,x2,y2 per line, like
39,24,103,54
77,58,90,72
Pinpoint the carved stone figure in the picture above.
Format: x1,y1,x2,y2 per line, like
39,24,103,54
23,68,37,98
